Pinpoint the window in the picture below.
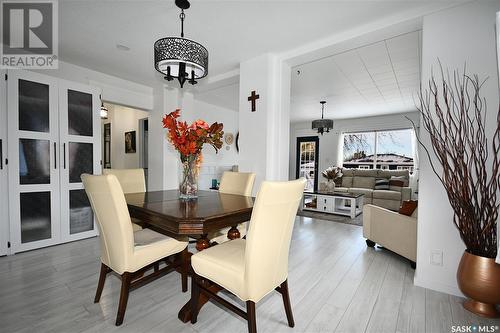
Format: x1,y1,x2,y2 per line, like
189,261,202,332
343,129,414,173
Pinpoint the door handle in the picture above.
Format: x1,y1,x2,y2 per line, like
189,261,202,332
54,142,57,169
0,139,3,170
63,143,66,169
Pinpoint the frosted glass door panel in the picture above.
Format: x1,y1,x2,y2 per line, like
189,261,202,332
68,90,93,137
20,192,51,243
69,190,93,234
69,142,93,183
19,138,50,185
18,79,50,133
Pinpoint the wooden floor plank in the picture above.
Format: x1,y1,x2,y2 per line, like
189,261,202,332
0,216,495,333
395,264,426,333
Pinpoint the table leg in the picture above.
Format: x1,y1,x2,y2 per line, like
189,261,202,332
179,234,221,323
350,198,356,219
227,225,240,240
178,281,222,323
195,234,210,252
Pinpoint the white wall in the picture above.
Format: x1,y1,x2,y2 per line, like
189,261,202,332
32,61,153,111
192,99,239,189
238,53,291,195
147,85,240,191
415,0,500,296
101,104,149,170
289,111,420,180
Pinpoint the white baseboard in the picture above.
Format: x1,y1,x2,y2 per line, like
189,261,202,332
413,276,464,297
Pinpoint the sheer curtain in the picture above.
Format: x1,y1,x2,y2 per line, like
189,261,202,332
409,127,420,197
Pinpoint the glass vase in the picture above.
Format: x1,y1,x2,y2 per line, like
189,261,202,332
326,179,336,193
179,154,201,199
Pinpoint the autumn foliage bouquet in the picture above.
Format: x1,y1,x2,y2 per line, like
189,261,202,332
162,109,224,198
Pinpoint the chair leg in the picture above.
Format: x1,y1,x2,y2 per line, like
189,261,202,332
190,272,200,324
181,248,188,293
246,301,257,333
94,263,109,303
116,272,132,326
280,280,295,327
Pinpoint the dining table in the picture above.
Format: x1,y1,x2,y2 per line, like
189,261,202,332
125,189,254,323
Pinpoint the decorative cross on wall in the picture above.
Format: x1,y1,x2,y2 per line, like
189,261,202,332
247,90,260,112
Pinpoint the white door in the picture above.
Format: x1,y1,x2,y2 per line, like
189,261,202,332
0,70,9,255
7,70,61,253
58,80,100,242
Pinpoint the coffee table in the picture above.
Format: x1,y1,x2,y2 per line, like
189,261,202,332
302,191,364,219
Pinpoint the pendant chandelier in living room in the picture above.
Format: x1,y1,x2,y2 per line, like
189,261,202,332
154,0,208,88
312,101,333,135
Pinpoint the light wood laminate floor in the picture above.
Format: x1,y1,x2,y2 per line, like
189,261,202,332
1,216,498,333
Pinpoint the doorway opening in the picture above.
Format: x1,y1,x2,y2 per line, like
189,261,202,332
296,136,319,192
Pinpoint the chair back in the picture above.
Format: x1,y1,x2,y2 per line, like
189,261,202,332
219,171,255,196
103,168,146,194
244,178,306,301
82,174,134,274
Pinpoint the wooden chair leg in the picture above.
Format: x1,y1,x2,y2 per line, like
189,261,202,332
190,273,200,324
280,280,295,327
181,248,188,293
116,272,132,326
246,301,257,333
94,263,109,303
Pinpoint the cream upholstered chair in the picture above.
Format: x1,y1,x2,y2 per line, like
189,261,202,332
190,178,306,333
103,168,146,232
363,204,417,268
82,174,188,326
209,171,256,244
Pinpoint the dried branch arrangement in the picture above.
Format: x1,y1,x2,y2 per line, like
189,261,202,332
412,65,499,258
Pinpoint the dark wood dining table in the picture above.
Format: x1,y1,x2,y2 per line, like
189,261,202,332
125,189,254,322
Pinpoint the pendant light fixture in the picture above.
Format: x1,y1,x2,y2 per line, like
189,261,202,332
154,0,208,88
312,101,333,135
100,100,108,119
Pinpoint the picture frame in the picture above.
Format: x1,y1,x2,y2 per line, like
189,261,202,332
125,131,136,154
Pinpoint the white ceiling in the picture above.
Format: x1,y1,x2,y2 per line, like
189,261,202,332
58,0,454,87
290,30,421,122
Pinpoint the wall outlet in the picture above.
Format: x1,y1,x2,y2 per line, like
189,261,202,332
430,250,443,266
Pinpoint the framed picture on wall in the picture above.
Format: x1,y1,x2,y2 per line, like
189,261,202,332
125,131,136,154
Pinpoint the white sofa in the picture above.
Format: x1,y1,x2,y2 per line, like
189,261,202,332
362,204,417,268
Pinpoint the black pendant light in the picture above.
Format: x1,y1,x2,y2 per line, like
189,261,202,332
154,0,208,88
312,101,333,135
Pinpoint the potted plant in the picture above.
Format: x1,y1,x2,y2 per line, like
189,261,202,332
321,166,343,193
413,66,500,318
162,109,224,199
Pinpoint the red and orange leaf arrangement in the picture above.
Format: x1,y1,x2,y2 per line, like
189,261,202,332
162,109,223,199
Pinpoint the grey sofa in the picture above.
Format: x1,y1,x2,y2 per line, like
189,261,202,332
327,169,412,211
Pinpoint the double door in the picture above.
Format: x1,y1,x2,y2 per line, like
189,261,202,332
7,70,101,253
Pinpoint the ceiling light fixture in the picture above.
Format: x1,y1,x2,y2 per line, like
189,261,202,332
154,0,208,88
312,101,333,135
100,102,108,119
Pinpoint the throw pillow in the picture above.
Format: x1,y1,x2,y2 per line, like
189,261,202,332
374,178,390,190
390,175,409,187
399,200,418,216
389,179,404,192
